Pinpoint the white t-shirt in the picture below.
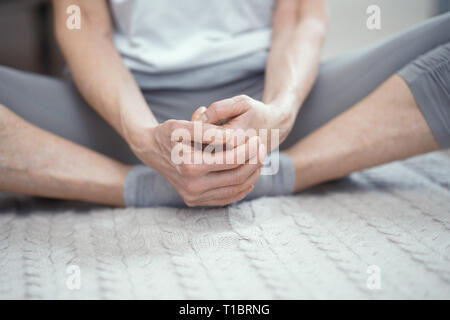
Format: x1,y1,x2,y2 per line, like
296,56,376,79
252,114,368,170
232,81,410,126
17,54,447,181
109,0,275,89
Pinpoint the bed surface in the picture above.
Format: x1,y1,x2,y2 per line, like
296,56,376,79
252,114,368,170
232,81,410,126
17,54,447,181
1,151,449,299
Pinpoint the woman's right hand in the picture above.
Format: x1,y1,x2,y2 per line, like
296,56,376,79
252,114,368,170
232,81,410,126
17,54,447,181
127,119,266,207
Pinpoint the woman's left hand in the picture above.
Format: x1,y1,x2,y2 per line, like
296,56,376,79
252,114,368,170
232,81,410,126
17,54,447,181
192,95,296,151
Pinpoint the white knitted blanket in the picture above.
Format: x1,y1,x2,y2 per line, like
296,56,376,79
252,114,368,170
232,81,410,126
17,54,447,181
1,151,449,299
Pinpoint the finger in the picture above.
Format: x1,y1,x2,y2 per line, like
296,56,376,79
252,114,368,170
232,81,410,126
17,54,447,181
222,126,259,148
173,146,242,178
171,120,227,145
170,119,252,150
203,95,251,125
227,185,254,205
197,185,254,207
191,106,207,122
196,166,260,202
204,156,260,189
174,136,266,177
202,135,263,171
186,153,261,193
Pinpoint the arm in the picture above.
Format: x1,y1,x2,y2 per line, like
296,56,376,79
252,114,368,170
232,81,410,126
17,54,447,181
263,0,328,121
52,0,157,150
199,0,328,149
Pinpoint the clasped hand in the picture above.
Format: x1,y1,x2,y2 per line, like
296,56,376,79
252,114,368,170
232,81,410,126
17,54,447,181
130,95,293,207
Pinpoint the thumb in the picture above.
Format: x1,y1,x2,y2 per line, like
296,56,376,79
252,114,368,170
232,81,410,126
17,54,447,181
191,106,207,122
203,97,250,125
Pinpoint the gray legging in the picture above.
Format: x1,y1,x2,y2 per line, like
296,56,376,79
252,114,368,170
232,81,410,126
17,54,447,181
0,13,449,165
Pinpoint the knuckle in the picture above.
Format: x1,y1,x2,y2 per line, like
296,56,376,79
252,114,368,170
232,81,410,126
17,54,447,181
183,193,197,205
165,119,177,130
236,192,247,203
237,94,250,103
210,102,220,110
209,102,222,117
250,168,261,183
185,181,201,194
184,200,196,208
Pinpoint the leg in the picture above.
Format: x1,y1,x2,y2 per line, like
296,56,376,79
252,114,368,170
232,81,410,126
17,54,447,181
281,12,450,149
0,66,151,206
131,13,450,203
286,42,450,192
0,65,139,164
0,65,271,207
285,75,439,192
0,104,131,206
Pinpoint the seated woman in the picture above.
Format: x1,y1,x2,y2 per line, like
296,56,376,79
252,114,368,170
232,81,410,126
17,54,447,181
0,0,448,207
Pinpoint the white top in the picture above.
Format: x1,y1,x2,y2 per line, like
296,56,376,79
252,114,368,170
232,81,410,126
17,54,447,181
109,0,275,89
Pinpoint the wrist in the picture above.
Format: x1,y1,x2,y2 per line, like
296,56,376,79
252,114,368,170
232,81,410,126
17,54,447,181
265,101,296,130
262,101,296,148
120,111,158,154
117,96,158,145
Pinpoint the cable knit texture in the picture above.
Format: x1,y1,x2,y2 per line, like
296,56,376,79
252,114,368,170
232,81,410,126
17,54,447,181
0,150,449,299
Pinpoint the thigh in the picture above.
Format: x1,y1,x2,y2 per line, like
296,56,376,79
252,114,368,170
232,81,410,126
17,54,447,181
0,65,140,164
281,12,450,149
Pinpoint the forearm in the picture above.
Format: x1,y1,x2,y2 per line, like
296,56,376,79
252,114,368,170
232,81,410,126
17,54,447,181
53,1,158,150
263,0,328,120
61,37,157,146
